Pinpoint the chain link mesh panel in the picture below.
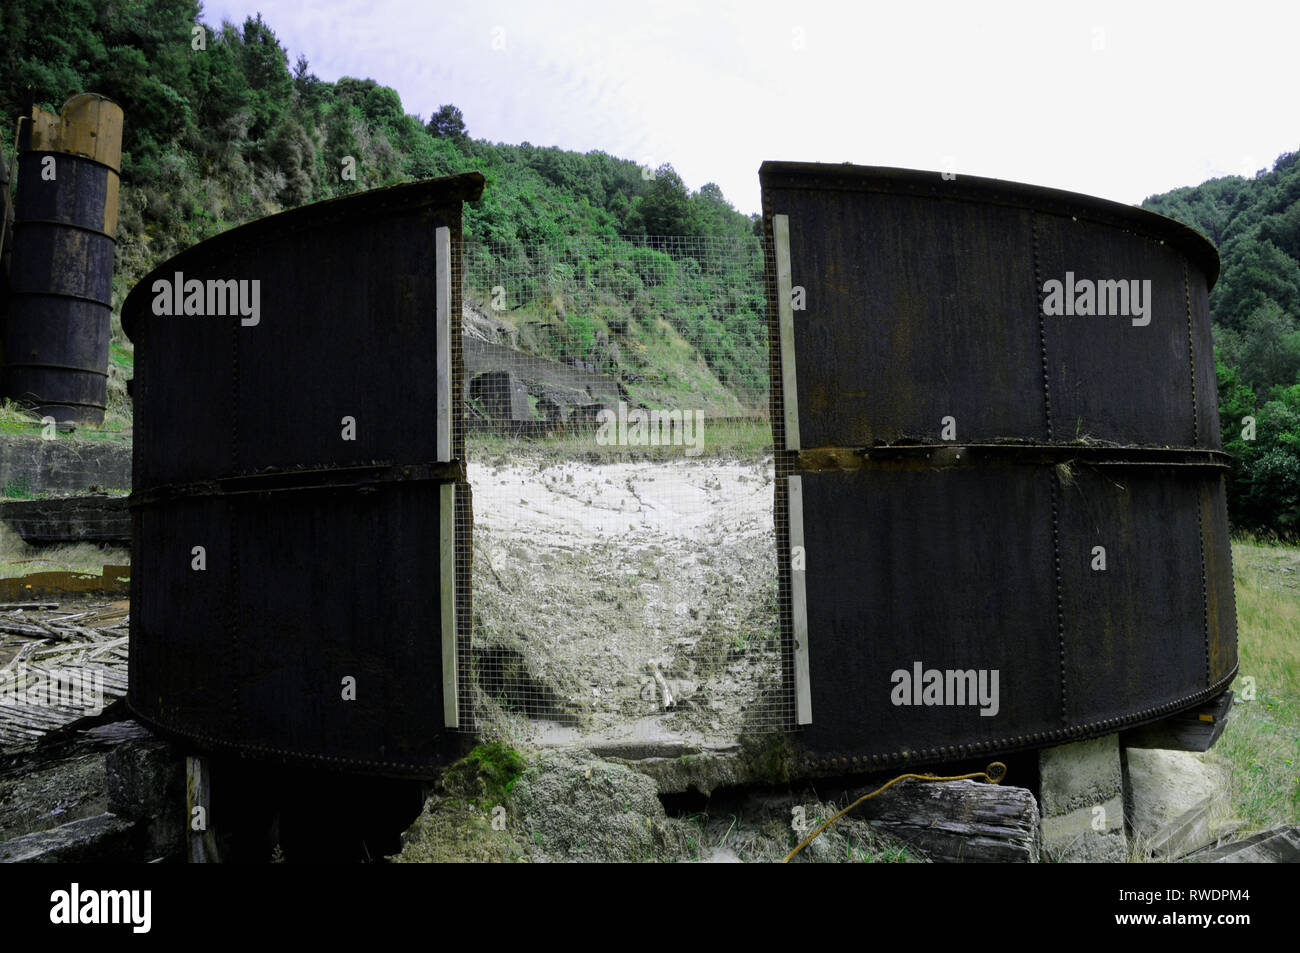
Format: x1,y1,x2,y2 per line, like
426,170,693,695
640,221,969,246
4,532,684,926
453,234,792,746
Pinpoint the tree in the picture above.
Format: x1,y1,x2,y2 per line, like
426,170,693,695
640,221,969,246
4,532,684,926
427,103,467,142
235,14,292,140
636,164,696,236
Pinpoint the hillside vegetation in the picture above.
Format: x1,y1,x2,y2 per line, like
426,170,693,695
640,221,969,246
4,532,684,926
1143,153,1300,535
6,1,1300,533
0,0,769,424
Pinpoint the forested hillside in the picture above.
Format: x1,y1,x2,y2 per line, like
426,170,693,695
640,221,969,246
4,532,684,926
0,0,768,420
1144,152,1300,535
5,1,1300,533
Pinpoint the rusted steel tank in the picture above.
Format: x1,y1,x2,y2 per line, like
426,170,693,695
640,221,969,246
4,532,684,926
123,173,484,776
4,93,123,424
761,161,1236,769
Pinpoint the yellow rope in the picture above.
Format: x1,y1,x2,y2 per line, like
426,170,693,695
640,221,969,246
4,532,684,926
782,761,1007,863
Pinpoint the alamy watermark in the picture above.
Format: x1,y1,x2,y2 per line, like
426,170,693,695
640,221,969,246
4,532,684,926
1041,272,1152,326
595,401,705,456
0,665,104,715
890,661,1000,716
151,271,260,326
50,883,150,933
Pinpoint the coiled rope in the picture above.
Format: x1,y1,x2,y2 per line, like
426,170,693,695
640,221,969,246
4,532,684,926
782,761,1007,863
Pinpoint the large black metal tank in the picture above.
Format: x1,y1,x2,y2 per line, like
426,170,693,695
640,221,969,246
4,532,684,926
4,93,123,425
123,173,484,776
761,162,1236,770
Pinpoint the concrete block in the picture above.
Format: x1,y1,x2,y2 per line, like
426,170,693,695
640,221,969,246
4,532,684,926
0,434,131,495
1039,734,1128,862
1123,747,1238,858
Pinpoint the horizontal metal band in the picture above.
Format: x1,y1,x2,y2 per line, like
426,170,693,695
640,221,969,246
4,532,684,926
795,443,1232,473
124,702,450,780
5,396,107,412
5,361,109,378
11,218,117,242
6,288,115,309
18,149,123,177
129,460,467,508
795,664,1239,773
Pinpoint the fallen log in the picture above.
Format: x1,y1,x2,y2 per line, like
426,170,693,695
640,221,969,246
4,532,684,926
852,777,1041,863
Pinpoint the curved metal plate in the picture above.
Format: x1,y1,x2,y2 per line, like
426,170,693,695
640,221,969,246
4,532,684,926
761,162,1237,766
124,174,484,776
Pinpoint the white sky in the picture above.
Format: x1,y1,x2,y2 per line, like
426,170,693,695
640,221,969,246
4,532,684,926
197,0,1299,216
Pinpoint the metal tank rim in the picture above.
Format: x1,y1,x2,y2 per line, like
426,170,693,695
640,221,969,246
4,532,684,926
121,171,486,340
758,161,1220,289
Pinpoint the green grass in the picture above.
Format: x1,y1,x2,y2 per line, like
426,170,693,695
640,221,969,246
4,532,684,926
0,399,131,441
1217,538,1300,833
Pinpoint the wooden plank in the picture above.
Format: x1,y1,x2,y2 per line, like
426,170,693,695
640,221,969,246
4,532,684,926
435,225,452,463
440,483,458,728
1122,690,1234,752
856,778,1041,862
789,475,812,725
1195,824,1300,863
774,214,800,451
186,756,219,863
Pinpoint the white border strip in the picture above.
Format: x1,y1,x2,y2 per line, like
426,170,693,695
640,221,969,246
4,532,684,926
789,474,812,724
441,482,458,728
774,214,800,451
435,225,452,463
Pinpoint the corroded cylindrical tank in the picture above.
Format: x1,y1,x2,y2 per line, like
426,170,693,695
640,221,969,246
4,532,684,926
761,162,1236,767
122,173,484,776
4,93,123,424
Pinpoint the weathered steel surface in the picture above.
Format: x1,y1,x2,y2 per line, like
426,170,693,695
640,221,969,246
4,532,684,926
761,161,1237,769
123,174,484,777
3,94,123,425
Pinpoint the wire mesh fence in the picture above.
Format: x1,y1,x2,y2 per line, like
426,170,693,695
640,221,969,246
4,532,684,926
455,234,792,746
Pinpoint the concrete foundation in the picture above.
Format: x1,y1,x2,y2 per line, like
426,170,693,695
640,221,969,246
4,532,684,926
0,433,131,496
1039,734,1128,862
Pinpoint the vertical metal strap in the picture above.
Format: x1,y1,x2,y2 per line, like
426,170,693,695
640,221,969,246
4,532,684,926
435,225,452,463
774,214,800,451
435,225,459,727
789,474,812,724
441,482,458,727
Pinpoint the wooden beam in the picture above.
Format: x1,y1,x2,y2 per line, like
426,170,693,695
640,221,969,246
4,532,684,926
1122,690,1234,752
789,475,811,725
440,483,458,728
435,225,452,464
186,755,219,863
856,778,1041,863
773,214,800,451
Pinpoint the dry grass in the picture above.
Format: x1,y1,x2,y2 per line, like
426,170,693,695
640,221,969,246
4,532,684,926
0,523,128,579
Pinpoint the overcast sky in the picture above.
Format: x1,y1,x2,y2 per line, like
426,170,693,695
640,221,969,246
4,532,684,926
197,0,1298,216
